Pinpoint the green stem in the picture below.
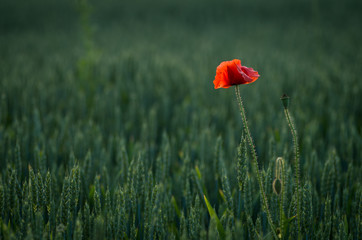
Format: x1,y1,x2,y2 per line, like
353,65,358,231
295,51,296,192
283,108,301,238
234,86,277,239
279,158,286,238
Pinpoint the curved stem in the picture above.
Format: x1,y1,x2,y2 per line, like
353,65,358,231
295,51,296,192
234,86,277,239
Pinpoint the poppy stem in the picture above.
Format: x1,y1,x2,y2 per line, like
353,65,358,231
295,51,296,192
283,105,301,239
234,86,278,239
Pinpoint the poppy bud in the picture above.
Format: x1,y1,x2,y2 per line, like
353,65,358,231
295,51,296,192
280,94,290,109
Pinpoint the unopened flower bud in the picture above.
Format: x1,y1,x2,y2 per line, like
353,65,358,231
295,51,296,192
280,94,290,109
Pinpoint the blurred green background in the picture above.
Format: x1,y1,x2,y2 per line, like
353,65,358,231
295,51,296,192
1,0,361,162
0,0,361,239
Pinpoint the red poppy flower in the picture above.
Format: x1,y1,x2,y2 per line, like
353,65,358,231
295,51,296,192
213,59,260,89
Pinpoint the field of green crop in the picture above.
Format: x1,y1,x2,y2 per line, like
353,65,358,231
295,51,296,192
0,0,361,239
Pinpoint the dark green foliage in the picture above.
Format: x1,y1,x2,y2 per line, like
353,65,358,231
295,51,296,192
301,181,313,237
237,136,248,192
0,184,4,219
0,0,361,239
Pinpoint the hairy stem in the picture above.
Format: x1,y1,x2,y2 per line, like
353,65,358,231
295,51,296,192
235,86,277,239
278,157,286,238
283,107,301,238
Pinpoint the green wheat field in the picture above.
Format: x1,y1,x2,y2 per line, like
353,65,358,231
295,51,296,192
0,0,361,239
